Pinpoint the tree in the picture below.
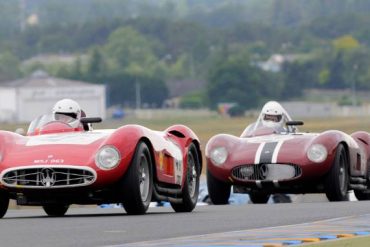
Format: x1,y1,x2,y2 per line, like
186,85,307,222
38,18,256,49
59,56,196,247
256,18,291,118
104,71,168,108
333,35,360,52
207,50,282,110
86,47,105,83
0,52,20,82
103,26,157,70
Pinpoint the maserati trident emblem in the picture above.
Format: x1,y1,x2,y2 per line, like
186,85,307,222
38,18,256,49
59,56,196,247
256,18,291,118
259,164,269,180
40,168,56,187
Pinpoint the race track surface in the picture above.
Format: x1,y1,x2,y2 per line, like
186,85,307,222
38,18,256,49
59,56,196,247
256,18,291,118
2,201,370,247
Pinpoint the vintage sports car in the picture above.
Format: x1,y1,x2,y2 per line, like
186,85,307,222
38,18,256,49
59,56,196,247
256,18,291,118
0,114,202,217
206,104,370,204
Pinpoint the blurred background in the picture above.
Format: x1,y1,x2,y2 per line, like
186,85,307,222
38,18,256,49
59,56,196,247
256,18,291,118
1,0,370,130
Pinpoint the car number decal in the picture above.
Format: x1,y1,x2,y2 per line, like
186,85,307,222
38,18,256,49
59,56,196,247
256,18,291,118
165,140,183,185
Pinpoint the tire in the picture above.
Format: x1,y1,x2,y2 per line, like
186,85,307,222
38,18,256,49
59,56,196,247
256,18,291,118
249,191,270,204
121,141,153,215
42,204,69,217
354,190,370,200
324,144,349,201
0,191,9,218
207,169,231,205
171,143,200,212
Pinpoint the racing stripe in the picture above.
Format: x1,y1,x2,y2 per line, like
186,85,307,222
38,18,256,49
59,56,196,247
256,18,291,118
259,142,278,163
271,140,284,163
254,142,266,164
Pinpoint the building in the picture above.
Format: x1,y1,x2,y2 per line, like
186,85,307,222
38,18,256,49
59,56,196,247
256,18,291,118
0,71,106,122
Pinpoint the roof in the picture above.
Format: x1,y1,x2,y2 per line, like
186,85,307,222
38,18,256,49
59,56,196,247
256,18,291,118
0,70,95,88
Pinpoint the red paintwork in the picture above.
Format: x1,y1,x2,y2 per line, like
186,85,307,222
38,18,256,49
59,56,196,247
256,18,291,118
206,127,370,193
0,121,200,203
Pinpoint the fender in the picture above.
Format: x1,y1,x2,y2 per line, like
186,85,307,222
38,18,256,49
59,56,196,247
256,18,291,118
166,125,200,147
99,125,150,179
313,130,351,155
165,124,202,184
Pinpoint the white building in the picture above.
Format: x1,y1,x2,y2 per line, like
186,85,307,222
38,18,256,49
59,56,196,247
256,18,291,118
0,71,106,122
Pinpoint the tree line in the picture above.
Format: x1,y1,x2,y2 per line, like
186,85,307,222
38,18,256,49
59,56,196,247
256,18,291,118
1,0,370,110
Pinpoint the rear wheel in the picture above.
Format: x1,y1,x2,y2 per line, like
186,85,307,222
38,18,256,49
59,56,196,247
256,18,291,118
171,143,200,212
249,191,270,204
43,204,69,217
324,144,349,201
0,191,9,218
207,170,231,205
121,141,153,215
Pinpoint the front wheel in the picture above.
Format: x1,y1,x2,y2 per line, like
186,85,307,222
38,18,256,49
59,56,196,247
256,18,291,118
207,170,231,205
171,143,201,212
324,144,349,201
249,191,270,204
0,191,9,218
43,204,69,217
121,141,153,215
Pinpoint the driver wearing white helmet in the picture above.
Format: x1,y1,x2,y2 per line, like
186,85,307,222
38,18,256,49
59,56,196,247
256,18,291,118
260,101,286,131
53,98,82,129
241,101,292,137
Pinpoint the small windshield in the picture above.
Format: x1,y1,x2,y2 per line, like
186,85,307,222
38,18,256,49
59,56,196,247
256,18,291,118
27,114,77,135
241,106,296,137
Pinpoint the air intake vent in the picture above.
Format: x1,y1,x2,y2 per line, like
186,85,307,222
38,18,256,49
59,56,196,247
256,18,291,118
1,166,96,188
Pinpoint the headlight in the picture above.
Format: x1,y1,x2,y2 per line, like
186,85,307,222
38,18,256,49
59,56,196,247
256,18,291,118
210,147,228,166
95,146,121,170
307,144,327,163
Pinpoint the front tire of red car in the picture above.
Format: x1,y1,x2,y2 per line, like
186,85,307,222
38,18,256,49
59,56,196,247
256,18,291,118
207,170,231,205
0,191,9,218
171,143,200,212
42,204,69,217
121,141,153,215
324,144,349,201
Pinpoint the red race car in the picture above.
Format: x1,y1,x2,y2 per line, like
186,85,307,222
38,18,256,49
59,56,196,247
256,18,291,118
206,101,370,204
0,114,202,217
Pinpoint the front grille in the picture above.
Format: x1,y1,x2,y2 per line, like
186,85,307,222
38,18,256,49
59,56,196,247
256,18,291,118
1,166,96,188
232,163,301,181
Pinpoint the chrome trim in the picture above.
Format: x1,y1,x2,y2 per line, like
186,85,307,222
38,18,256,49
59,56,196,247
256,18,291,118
0,165,97,189
256,180,262,188
232,163,301,182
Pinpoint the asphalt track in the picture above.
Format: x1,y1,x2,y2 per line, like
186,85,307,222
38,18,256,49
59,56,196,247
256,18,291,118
1,201,370,247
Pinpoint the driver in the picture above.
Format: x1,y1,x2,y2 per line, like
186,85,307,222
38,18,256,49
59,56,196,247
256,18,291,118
241,101,292,137
52,98,82,128
260,101,286,130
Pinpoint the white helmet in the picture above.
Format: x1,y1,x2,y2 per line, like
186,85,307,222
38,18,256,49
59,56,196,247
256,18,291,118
261,101,285,129
52,99,82,128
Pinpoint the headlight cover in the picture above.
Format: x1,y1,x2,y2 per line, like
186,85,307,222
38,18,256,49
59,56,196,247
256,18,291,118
210,147,228,166
307,144,327,163
95,146,121,170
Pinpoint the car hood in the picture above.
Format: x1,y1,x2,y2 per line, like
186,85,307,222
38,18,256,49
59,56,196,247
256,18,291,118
207,132,320,166
0,130,114,169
